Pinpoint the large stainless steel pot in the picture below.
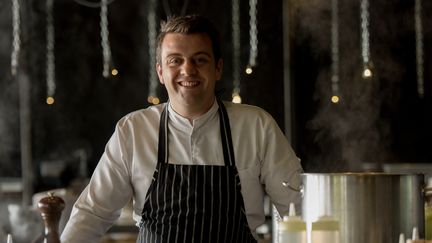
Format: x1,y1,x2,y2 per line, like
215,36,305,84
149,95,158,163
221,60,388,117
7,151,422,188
301,173,425,243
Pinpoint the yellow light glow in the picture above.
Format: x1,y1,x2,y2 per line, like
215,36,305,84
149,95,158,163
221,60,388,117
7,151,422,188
245,67,253,75
46,96,55,105
232,94,242,104
331,95,339,104
362,68,372,78
111,68,118,76
152,97,160,105
148,96,160,105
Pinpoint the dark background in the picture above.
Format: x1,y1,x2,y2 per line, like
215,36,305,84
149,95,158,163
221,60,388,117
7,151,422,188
0,0,431,189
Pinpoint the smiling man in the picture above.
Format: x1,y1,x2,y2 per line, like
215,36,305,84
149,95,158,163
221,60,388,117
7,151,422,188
61,15,303,243
156,31,222,121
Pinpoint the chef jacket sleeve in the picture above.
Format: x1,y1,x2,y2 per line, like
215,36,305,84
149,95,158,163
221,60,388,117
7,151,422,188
61,118,134,242
259,116,303,217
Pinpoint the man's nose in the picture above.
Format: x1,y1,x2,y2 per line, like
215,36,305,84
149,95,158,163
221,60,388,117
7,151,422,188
181,60,197,76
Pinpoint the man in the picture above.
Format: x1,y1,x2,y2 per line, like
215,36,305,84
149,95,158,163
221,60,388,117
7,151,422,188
61,15,303,243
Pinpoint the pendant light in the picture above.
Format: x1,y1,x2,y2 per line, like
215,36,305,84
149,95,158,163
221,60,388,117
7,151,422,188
330,0,340,104
231,0,241,103
147,0,159,105
46,0,56,105
360,0,373,79
246,0,258,73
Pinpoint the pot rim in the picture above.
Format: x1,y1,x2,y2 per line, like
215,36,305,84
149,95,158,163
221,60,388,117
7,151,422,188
301,172,425,176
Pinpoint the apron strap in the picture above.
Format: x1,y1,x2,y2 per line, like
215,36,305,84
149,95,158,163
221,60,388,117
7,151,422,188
157,106,169,164
157,100,236,166
217,99,236,167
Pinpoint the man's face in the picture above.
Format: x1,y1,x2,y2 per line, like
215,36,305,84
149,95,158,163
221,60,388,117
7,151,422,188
157,33,223,114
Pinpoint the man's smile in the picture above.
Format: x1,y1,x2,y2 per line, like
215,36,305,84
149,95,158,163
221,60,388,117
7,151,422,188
179,81,200,87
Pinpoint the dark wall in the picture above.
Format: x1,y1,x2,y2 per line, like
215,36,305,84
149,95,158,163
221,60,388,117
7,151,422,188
0,0,286,181
1,0,431,184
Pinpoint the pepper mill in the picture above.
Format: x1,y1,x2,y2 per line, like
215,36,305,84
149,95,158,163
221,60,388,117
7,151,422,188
37,192,65,243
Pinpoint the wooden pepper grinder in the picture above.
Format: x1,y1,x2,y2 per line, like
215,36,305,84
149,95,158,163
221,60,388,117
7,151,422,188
37,192,65,243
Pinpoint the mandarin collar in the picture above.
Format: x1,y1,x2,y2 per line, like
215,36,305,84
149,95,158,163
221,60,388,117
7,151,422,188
167,100,220,132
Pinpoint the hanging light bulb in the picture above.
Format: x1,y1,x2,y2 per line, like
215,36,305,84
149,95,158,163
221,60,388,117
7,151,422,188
46,96,55,105
331,95,340,104
111,68,118,76
362,66,373,79
232,92,242,104
152,97,160,105
147,96,153,104
147,96,160,105
245,66,253,75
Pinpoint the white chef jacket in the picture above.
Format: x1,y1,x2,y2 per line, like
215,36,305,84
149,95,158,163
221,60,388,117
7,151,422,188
61,100,303,242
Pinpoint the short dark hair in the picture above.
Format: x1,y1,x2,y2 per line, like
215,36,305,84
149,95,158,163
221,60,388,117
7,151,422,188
156,15,222,65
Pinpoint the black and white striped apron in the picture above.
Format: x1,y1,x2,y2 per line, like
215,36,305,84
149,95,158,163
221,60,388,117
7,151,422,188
137,100,256,243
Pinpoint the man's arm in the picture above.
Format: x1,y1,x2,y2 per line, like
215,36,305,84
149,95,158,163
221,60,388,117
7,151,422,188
61,121,134,242
259,116,303,217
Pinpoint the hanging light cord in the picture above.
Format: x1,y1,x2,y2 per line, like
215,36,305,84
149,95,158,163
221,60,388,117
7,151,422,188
331,0,339,98
415,0,424,98
73,0,115,77
11,0,21,76
360,0,370,65
100,0,112,78
162,0,190,16
180,0,190,16
147,0,159,104
162,0,172,16
232,0,241,95
46,0,56,100
247,0,258,68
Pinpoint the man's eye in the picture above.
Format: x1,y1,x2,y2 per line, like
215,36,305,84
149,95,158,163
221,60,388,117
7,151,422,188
195,58,209,65
168,58,181,65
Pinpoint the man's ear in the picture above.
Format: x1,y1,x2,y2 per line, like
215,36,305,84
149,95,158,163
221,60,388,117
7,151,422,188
156,63,164,85
215,59,223,81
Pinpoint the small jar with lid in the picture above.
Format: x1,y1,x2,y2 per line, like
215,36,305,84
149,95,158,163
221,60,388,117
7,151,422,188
278,203,307,243
311,215,340,243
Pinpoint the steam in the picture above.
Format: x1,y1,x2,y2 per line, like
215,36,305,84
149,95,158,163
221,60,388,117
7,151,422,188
0,91,20,177
0,0,20,177
1,2,37,240
0,198,43,243
0,202,10,242
293,0,408,171
7,204,43,243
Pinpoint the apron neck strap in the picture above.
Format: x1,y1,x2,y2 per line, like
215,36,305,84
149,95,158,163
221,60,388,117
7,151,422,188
157,105,169,164
217,99,236,166
157,100,236,166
